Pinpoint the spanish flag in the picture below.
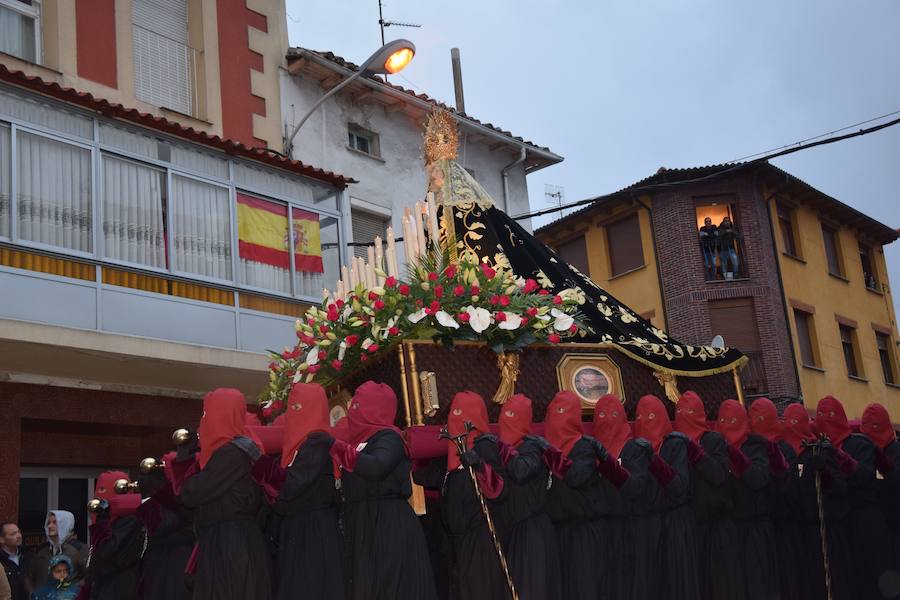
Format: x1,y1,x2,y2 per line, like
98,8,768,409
236,193,323,273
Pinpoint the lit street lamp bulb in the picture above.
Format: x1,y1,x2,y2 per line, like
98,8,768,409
384,47,414,74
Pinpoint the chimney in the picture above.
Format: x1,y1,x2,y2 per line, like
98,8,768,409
451,48,465,114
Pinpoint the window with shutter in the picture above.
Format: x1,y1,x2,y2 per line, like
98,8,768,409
606,213,644,277
351,209,389,259
839,324,859,377
556,235,590,275
0,0,40,63
876,332,895,384
821,224,843,277
133,0,194,116
708,297,766,394
793,309,816,367
777,202,797,256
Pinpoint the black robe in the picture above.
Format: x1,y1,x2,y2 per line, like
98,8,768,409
545,436,615,599
273,432,344,600
86,515,144,600
486,437,561,600
690,431,745,600
841,434,893,599
139,501,194,600
654,434,701,600
179,440,272,600
340,429,438,600
878,440,900,571
730,434,780,600
619,438,660,600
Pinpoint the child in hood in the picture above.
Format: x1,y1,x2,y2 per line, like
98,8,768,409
27,511,87,590
30,555,81,600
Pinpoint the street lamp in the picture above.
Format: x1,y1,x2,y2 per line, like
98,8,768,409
284,39,416,155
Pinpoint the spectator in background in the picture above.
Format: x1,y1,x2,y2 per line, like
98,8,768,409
698,217,719,280
27,512,87,591
1,567,10,600
28,555,80,600
718,216,741,279
0,523,30,600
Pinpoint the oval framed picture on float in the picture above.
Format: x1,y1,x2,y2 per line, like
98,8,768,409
555,353,625,413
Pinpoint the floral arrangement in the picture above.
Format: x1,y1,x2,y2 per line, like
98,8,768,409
260,250,586,421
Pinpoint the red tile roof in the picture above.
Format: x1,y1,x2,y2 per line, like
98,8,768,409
0,64,355,188
288,48,561,160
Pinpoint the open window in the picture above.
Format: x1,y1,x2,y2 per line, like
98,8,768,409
695,198,745,281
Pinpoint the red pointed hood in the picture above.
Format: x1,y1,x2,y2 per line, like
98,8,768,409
95,471,128,501
198,388,251,469
281,383,331,469
593,394,631,459
347,381,400,446
447,391,490,471
634,395,672,452
861,403,896,450
545,391,583,457
716,399,750,447
500,394,533,447
782,403,815,456
749,397,781,443
674,391,709,443
815,396,851,447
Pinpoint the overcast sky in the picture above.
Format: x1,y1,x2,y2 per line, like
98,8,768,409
286,0,900,312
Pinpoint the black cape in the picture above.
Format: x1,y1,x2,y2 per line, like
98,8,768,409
179,439,272,600
340,429,437,600
139,500,193,600
273,432,344,600
86,515,144,600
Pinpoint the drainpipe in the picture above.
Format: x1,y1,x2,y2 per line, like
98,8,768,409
502,147,527,214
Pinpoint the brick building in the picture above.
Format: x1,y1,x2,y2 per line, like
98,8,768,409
536,163,900,417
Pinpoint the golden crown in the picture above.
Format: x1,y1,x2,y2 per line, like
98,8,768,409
423,107,458,164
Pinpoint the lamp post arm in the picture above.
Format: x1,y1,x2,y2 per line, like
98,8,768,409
284,56,379,156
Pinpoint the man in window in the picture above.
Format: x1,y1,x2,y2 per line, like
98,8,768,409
718,216,741,279
698,217,719,280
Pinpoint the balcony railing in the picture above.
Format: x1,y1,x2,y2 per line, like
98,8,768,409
740,350,768,397
133,24,203,119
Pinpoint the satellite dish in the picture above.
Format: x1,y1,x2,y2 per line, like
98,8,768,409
710,335,725,349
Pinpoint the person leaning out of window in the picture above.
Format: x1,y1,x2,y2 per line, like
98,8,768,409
698,217,719,280
717,216,741,279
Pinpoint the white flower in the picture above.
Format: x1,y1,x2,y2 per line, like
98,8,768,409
466,306,493,333
306,346,320,366
551,308,574,331
342,306,353,320
435,310,460,329
408,308,427,324
361,338,374,351
498,313,523,330
292,371,303,383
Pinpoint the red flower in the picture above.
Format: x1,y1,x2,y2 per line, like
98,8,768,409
548,333,561,344
368,344,380,353
428,271,438,281
296,330,305,339
453,285,465,297
360,354,369,362
434,285,444,299
526,307,538,317
524,279,540,293
415,299,423,308
458,312,471,323
281,350,292,359
268,362,279,372
373,299,386,311
262,407,273,419
301,335,316,346
399,284,411,295
470,285,481,296
285,370,295,379
385,276,397,288
490,294,500,305
444,264,458,279
336,298,345,309
318,350,327,361
480,263,497,280
425,301,441,315
537,289,550,296
388,326,400,336
569,323,578,333
345,335,359,346
307,317,315,325
499,295,510,307
331,359,343,370
319,325,330,334
326,304,339,321
308,364,321,374
368,291,378,301
552,295,563,305
495,311,507,322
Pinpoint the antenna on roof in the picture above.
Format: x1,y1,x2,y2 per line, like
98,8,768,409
545,184,566,216
378,0,421,46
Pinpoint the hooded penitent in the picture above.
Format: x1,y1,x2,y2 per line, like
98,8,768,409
447,391,490,471
781,404,815,456
815,396,852,448
634,395,673,452
197,388,252,469
281,383,331,469
46,511,75,555
860,403,896,450
347,381,401,447
749,397,781,443
545,391,583,457
716,399,750,448
95,471,128,501
674,391,709,443
499,393,533,447
593,394,631,459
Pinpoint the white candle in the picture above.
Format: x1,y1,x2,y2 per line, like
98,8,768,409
356,256,367,289
386,227,399,277
427,192,440,249
349,262,358,288
366,262,376,290
374,236,385,286
401,214,414,265
414,202,426,258
341,265,350,293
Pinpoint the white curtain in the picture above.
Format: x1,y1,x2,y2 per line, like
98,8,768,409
0,5,36,63
16,132,92,252
0,126,9,237
102,155,167,268
241,259,291,294
171,175,231,280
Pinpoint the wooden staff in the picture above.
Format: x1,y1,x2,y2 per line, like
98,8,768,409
440,422,518,600
805,435,833,600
